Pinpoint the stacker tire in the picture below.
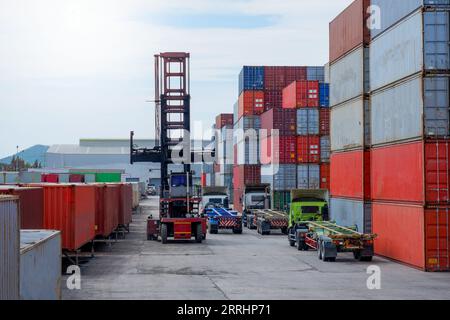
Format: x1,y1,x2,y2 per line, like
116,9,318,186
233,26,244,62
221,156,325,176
195,224,203,243
324,257,336,262
147,234,152,241
353,250,361,260
161,224,168,244
281,227,288,235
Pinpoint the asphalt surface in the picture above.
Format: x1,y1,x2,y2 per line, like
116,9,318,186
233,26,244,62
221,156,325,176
62,196,450,300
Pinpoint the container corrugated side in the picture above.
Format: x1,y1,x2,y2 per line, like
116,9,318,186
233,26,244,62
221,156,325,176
297,164,320,189
20,230,61,300
297,109,319,136
320,136,330,163
330,97,364,151
261,164,297,191
330,46,366,106
330,197,366,233
306,66,325,82
330,150,364,199
0,196,20,300
119,184,133,226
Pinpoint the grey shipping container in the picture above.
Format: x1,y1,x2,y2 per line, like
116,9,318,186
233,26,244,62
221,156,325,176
297,165,320,189
297,108,319,135
0,195,20,300
371,0,450,39
20,230,61,300
371,74,449,145
261,164,297,191
235,115,261,131
58,173,70,183
233,101,239,125
306,66,325,82
330,197,369,233
18,172,42,183
320,136,331,162
235,138,259,165
330,46,369,106
370,10,450,92
84,174,96,183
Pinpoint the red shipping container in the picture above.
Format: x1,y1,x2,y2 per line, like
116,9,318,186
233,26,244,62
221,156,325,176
373,202,450,271
264,66,307,91
260,108,297,136
260,135,297,165
69,174,85,183
233,188,244,213
425,140,450,204
297,136,320,164
24,184,96,251
41,174,59,183
0,186,44,229
201,173,207,187
330,150,364,199
264,90,283,111
95,184,120,237
214,163,221,173
233,165,261,190
215,113,233,129
238,91,264,118
319,108,330,135
285,67,307,88
282,81,319,108
320,164,330,190
119,183,133,226
329,0,370,63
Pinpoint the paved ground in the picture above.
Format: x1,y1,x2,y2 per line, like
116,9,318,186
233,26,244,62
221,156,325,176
62,196,450,300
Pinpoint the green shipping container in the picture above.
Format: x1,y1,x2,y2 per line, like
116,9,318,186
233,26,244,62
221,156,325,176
71,172,122,183
272,191,291,212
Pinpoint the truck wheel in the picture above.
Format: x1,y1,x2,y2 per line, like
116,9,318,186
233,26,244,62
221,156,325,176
296,238,303,251
161,224,168,244
359,256,373,262
318,241,323,260
281,227,288,235
353,250,361,260
233,228,242,234
147,234,152,241
289,239,295,247
195,224,203,243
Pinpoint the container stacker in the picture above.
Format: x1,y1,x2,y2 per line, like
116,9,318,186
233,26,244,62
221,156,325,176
131,52,212,243
205,207,242,234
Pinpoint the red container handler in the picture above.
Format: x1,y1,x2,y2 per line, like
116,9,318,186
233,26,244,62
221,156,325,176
0,186,44,229
297,136,320,164
94,184,120,237
319,108,330,135
372,201,450,272
260,108,297,136
41,174,59,183
118,183,133,226
69,174,85,183
215,114,233,129
329,0,370,63
282,81,319,108
23,183,96,251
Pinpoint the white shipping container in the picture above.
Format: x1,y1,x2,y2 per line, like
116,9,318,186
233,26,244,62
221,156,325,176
324,62,330,83
330,198,371,233
0,196,20,300
20,230,61,300
330,46,367,106
331,97,365,151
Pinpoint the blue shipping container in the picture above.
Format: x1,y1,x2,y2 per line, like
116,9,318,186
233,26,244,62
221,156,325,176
306,66,325,82
239,66,264,94
319,83,330,107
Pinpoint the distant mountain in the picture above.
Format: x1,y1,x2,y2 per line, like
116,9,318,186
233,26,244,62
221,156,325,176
0,145,49,166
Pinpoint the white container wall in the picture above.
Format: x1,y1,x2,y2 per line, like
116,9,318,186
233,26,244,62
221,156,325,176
297,165,320,189
331,97,364,151
330,197,366,233
330,46,366,106
20,230,61,300
0,196,20,300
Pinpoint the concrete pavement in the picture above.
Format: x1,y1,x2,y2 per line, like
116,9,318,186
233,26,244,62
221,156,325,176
62,196,450,300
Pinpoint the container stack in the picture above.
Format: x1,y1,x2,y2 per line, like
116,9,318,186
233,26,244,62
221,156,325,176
368,0,450,271
329,0,371,233
214,113,234,200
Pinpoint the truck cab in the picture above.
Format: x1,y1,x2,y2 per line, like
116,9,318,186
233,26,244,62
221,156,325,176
241,184,271,228
200,186,229,214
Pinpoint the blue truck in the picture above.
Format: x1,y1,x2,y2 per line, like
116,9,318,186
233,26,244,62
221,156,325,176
205,207,243,234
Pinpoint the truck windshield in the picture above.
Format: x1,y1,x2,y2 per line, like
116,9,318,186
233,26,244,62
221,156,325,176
301,206,320,214
251,196,265,202
208,198,223,204
171,175,187,187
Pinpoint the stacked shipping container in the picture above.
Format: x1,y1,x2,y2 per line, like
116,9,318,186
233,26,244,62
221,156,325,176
368,0,450,271
214,114,234,200
329,0,371,234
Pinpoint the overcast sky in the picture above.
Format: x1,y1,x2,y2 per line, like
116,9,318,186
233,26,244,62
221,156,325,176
0,0,353,158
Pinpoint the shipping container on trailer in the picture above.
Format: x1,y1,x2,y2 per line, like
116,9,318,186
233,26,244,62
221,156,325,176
95,172,122,183
239,66,264,94
282,81,319,108
238,91,264,118
0,195,20,300
297,108,319,136
260,108,297,136
260,135,297,165
118,183,133,227
272,191,291,212
0,186,44,229
297,136,320,164
94,184,120,237
330,197,371,233
372,201,450,272
20,230,61,300
329,0,370,64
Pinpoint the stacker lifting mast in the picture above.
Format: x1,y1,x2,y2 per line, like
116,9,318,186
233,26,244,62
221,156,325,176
130,52,212,243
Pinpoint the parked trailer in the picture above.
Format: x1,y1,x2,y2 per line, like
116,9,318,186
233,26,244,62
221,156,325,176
291,221,376,262
206,207,242,234
249,209,289,235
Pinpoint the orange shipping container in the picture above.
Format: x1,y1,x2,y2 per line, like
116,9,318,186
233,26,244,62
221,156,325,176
320,164,330,190
282,81,319,109
238,91,264,118
373,202,450,271
330,150,363,199
119,183,133,226
95,184,120,237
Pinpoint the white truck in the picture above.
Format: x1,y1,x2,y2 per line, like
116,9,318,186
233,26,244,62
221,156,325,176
200,186,229,214
241,184,271,229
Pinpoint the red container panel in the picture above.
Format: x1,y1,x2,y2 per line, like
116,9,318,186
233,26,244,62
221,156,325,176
216,113,233,129
260,108,297,136
261,136,297,165
319,108,330,135
41,174,59,183
320,164,330,190
264,66,307,91
264,90,283,111
425,207,450,271
69,174,84,183
233,188,244,213
0,186,44,229
330,150,363,199
119,184,133,226
329,0,370,63
282,81,319,108
233,165,261,190
95,184,120,237
371,141,424,203
238,91,264,118
297,136,320,164
425,140,450,204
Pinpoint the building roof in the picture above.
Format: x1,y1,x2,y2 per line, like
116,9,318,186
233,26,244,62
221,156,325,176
47,145,130,155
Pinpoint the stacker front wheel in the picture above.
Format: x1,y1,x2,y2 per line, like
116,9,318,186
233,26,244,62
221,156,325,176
195,224,203,243
161,224,168,244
